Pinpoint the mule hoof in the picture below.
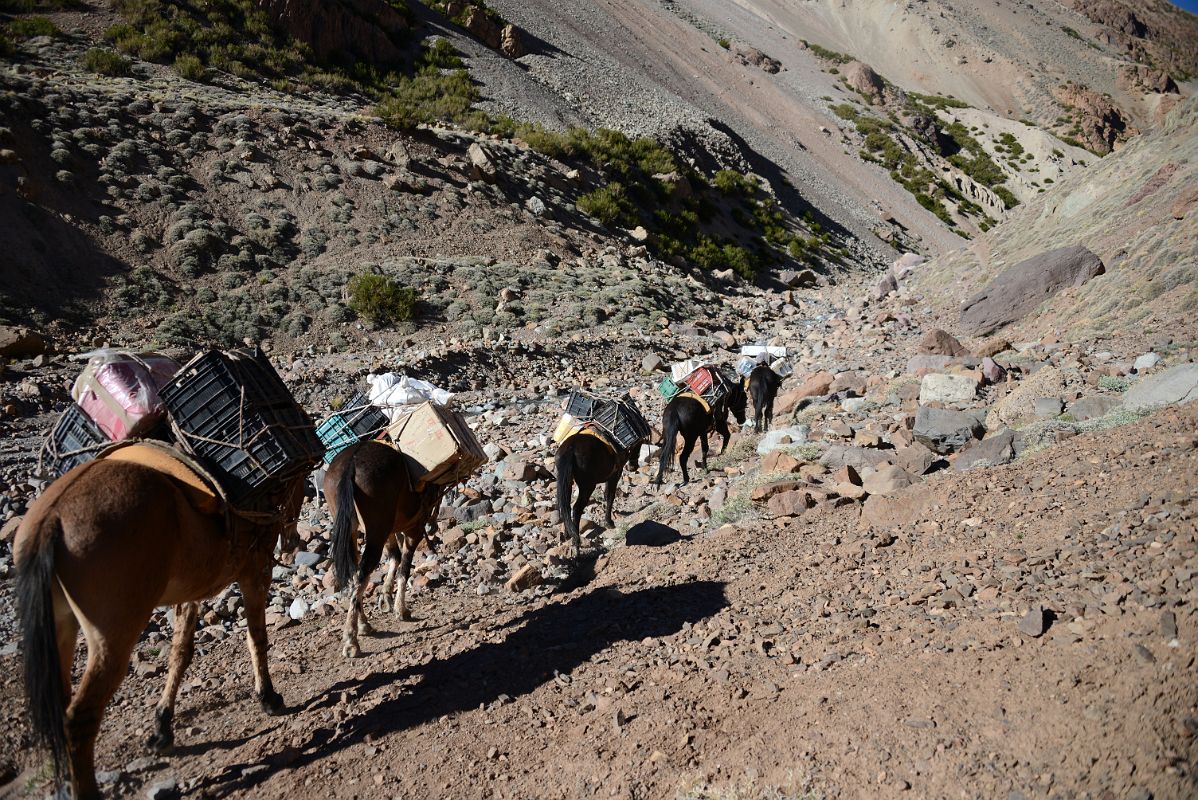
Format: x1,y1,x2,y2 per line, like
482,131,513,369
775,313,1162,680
357,620,375,636
342,641,361,659
146,730,174,755
259,689,286,716
377,596,393,613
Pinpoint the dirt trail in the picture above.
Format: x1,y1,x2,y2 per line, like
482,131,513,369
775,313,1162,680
3,403,1193,799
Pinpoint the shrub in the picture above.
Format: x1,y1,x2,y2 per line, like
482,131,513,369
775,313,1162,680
576,183,632,227
712,169,757,196
346,273,418,326
718,38,730,49
82,47,133,76
6,15,59,38
173,53,204,80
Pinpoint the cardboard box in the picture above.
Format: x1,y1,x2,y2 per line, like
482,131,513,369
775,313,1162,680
387,402,486,487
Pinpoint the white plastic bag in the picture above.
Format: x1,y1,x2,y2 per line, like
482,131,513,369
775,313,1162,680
740,345,786,359
367,373,453,423
735,356,756,376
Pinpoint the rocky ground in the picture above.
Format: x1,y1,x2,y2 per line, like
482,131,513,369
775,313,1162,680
1,1,1197,798
2,249,1197,796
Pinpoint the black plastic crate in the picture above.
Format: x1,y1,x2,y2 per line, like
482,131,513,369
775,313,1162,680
591,397,651,451
160,350,322,502
565,390,601,420
342,391,389,437
40,403,111,478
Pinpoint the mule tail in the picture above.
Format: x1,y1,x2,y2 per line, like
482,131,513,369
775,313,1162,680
555,441,580,548
17,514,70,784
656,408,680,485
330,456,359,591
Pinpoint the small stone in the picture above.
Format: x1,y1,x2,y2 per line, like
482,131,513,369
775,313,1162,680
1160,610,1178,640
293,551,322,568
1133,352,1161,372
1018,605,1047,638
1134,644,1156,664
146,778,178,800
288,597,309,620
1033,397,1064,418
505,564,542,592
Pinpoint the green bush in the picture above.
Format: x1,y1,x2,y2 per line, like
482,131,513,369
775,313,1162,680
173,52,204,80
992,186,1020,209
347,273,418,326
82,47,133,76
712,169,757,196
718,38,730,49
375,67,477,129
6,15,59,37
576,183,633,226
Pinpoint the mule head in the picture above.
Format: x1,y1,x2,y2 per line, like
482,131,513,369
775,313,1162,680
729,378,748,425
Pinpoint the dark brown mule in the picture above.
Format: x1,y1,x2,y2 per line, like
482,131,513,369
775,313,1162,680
325,440,444,659
656,372,748,485
15,455,305,800
555,430,643,559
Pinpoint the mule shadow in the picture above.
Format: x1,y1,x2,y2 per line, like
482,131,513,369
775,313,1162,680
193,581,727,794
624,520,683,547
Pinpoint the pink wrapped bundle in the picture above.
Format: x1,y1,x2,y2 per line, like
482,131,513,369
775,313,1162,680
71,351,180,441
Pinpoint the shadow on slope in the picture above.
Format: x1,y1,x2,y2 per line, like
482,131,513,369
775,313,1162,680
194,580,728,794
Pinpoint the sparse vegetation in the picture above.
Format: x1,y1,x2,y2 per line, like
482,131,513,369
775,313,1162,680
5,15,60,38
801,39,853,64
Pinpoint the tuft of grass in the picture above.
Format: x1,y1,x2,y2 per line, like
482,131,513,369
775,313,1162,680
81,47,133,76
1097,375,1132,392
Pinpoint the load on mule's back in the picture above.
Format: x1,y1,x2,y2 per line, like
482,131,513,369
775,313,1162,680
323,374,486,658
554,389,651,559
17,348,322,800
656,362,747,485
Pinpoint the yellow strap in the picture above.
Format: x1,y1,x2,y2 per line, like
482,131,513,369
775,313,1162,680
564,426,616,453
677,390,711,415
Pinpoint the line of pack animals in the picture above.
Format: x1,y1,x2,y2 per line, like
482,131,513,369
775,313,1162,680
14,345,789,799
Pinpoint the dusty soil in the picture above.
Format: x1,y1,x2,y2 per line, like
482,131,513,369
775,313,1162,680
2,402,1194,799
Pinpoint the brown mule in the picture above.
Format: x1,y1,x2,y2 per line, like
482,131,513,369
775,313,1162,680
325,440,445,659
15,451,306,800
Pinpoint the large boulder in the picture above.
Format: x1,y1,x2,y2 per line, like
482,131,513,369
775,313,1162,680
256,0,409,64
917,328,968,357
959,246,1105,335
0,326,47,357
914,407,984,454
1122,364,1198,411
985,365,1065,430
954,429,1016,471
918,373,977,405
842,61,885,100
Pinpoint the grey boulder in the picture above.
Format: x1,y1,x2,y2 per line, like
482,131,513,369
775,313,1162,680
1122,363,1198,412
959,245,1105,335
914,407,985,454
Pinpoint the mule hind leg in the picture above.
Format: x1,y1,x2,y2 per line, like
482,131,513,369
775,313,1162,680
341,528,386,658
602,473,619,528
700,431,711,471
678,435,695,485
571,481,596,558
147,601,199,753
66,617,144,800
